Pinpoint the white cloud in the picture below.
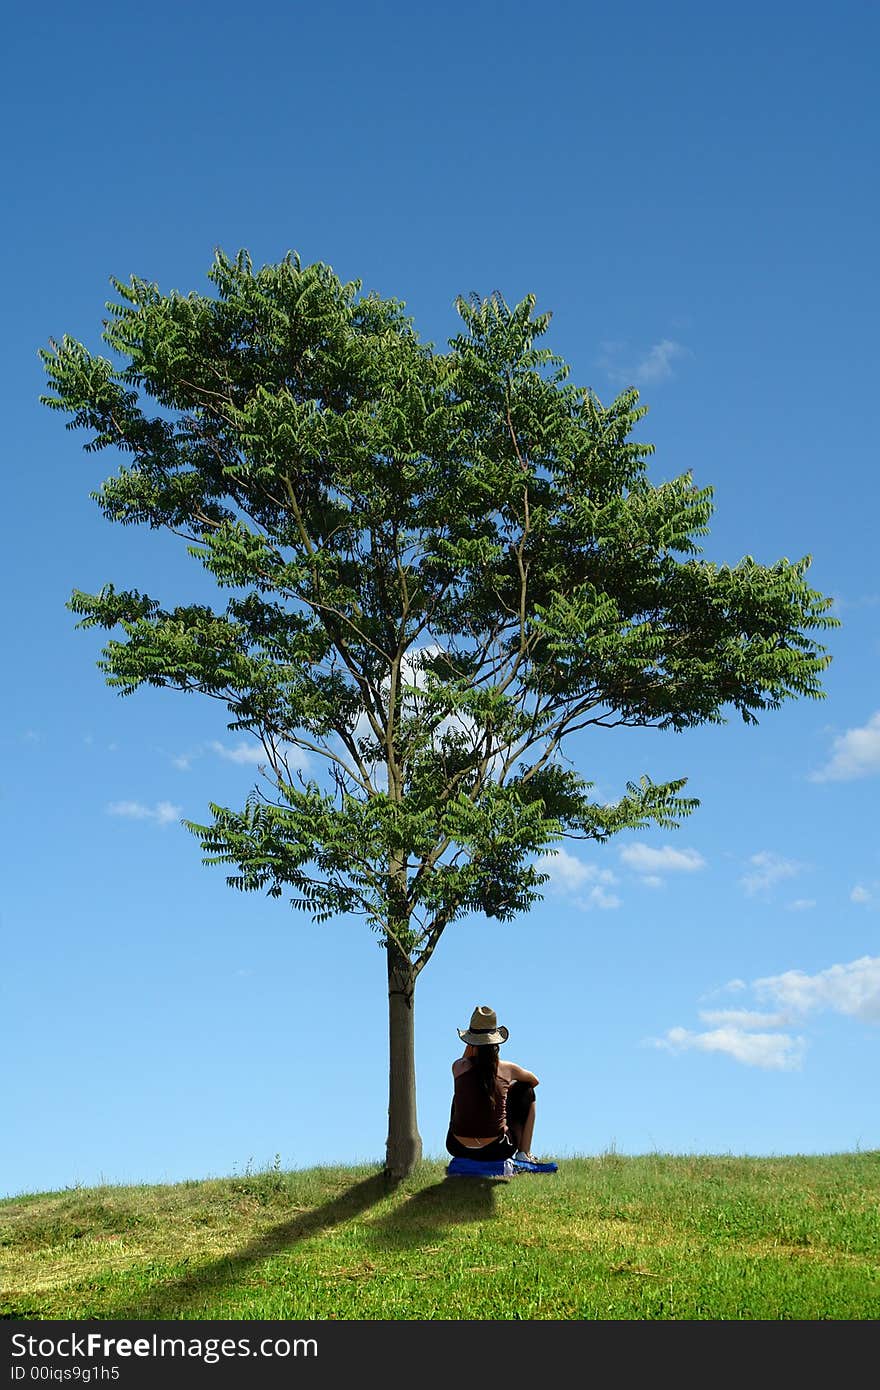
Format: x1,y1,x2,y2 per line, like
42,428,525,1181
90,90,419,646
210,740,270,766
642,874,664,889
598,338,690,387
739,850,802,897
851,885,872,904
536,847,617,895
345,644,512,782
657,955,880,1072
635,339,689,384
107,800,181,827
172,752,194,771
402,646,509,771
810,710,880,782
581,884,622,911
652,1025,806,1071
534,849,621,908
698,1008,790,1030
786,898,816,912
536,847,589,892
620,844,705,878
753,956,880,1024
210,740,310,771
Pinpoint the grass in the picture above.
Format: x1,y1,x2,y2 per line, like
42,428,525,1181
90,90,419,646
2,1151,879,1320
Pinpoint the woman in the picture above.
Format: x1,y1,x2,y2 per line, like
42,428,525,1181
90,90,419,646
446,1005,542,1163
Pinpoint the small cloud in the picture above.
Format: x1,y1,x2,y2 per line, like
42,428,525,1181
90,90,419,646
698,1008,790,1030
753,955,880,1024
651,1025,806,1071
740,850,802,897
810,710,880,782
620,844,705,883
851,885,872,904
210,739,310,771
580,884,622,911
786,898,816,912
107,800,151,819
659,955,880,1071
536,847,617,895
634,339,689,384
698,978,748,1002
210,740,269,766
598,337,690,387
172,753,194,771
107,799,181,827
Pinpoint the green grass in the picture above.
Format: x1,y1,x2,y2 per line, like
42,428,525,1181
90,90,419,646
2,1151,879,1320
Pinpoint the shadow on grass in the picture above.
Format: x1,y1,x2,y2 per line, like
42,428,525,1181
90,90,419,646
366,1176,501,1249
107,1171,392,1320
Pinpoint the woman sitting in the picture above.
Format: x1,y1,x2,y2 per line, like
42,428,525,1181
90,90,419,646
445,1005,541,1163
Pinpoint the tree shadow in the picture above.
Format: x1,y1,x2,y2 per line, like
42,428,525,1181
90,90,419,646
365,1176,501,1250
107,1171,392,1320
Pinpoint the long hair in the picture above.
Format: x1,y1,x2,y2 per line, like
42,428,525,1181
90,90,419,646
471,1043,500,1098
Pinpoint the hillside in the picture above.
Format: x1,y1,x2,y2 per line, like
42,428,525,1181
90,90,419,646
2,1152,879,1320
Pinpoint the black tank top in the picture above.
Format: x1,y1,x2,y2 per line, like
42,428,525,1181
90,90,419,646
452,1062,511,1136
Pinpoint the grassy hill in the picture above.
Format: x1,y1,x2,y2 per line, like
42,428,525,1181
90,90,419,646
2,1152,879,1320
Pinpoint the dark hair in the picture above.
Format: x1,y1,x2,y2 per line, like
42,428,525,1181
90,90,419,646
471,1043,500,1098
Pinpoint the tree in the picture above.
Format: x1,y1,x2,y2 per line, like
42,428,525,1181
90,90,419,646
42,250,838,1179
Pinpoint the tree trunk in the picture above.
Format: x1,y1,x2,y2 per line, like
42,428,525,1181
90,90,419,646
384,938,422,1181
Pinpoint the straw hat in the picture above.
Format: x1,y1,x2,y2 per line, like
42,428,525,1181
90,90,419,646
457,1005,509,1046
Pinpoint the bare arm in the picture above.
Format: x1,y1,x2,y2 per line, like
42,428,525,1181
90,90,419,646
502,1060,539,1087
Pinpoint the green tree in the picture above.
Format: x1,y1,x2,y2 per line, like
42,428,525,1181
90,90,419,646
42,250,838,1179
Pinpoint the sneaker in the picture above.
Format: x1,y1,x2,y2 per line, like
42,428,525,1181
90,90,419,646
513,1151,558,1174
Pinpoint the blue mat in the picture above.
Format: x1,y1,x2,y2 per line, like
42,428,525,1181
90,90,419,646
446,1156,558,1177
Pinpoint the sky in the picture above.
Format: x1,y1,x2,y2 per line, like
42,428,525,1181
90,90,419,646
2,0,879,1200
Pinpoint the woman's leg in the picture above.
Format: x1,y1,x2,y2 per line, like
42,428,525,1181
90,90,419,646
516,1102,536,1157
506,1082,537,1156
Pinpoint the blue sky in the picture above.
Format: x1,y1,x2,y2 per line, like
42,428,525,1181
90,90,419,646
3,0,879,1199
